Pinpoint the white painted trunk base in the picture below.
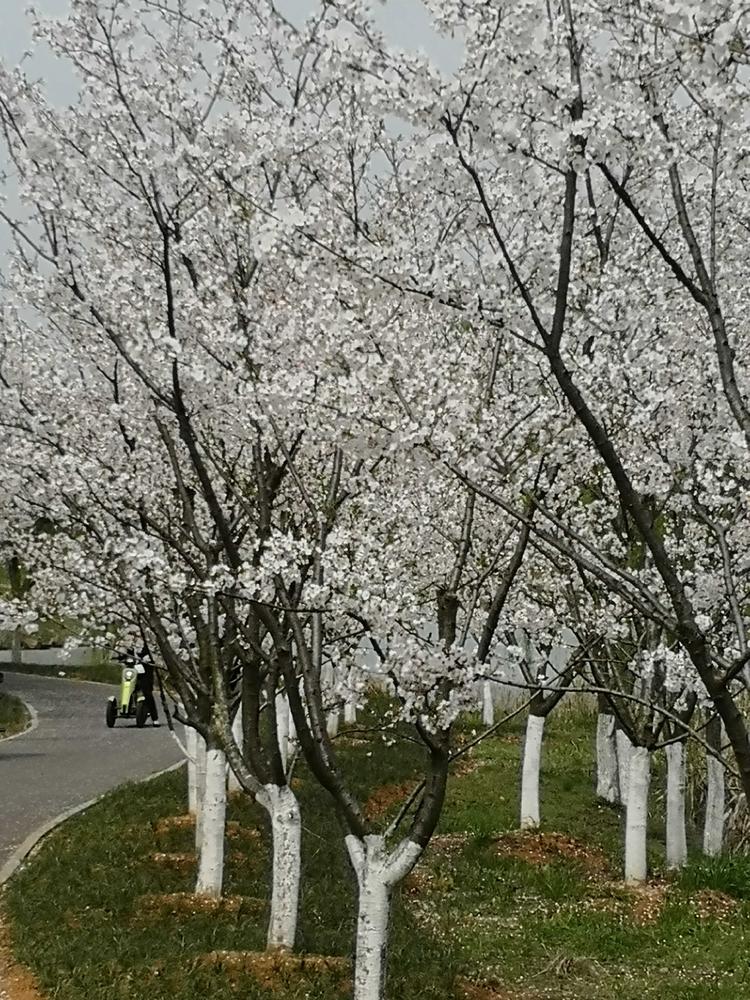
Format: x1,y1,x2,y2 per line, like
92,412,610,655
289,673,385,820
520,714,545,830
595,712,620,804
625,745,650,883
704,744,726,857
616,729,633,806
326,709,340,738
665,742,687,869
261,783,301,950
481,680,494,727
195,745,227,898
346,835,422,1000
344,698,357,724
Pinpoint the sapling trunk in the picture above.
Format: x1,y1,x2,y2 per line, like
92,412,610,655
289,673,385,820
595,710,620,804
227,706,243,794
624,745,650,883
520,712,545,829
665,741,687,869
195,743,227,898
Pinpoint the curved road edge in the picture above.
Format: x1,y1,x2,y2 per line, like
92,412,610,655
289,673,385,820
0,759,186,887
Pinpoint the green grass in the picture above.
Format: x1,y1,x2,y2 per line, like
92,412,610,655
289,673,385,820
4,707,750,1000
0,689,30,738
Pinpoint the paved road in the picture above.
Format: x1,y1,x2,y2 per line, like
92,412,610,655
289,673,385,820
0,672,183,878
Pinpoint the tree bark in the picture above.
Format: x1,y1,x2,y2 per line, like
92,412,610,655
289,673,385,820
195,743,227,898
520,712,545,829
262,783,301,950
624,745,650,883
704,716,725,857
596,709,620,804
193,729,208,849
187,724,199,815
665,741,687,869
228,705,243,794
275,693,291,772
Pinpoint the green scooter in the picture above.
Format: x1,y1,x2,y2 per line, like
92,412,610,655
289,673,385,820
106,662,149,728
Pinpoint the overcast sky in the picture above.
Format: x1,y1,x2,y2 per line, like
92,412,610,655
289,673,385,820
1,1,462,99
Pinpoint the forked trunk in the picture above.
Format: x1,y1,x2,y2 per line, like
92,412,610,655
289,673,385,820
195,744,227,898
261,783,301,950
346,835,422,1000
665,741,687,869
595,710,620,804
624,745,650,883
520,713,545,829
704,717,725,857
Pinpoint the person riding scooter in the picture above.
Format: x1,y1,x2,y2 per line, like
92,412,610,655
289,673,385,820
120,646,159,725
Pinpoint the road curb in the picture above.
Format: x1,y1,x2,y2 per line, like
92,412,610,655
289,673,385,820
0,698,39,745
0,759,186,887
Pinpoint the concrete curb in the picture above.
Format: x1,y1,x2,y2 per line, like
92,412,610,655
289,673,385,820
0,698,39,745
0,759,186,887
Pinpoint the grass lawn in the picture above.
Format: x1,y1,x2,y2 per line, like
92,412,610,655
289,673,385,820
3,705,750,1000
0,690,30,738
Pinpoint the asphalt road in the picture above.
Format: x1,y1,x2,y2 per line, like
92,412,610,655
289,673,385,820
0,672,183,878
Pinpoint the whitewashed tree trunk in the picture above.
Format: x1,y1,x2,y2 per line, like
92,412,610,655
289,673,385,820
704,723,726,857
596,711,620,804
481,680,494,727
327,707,340,738
260,783,301,950
624,745,650,883
228,706,243,793
344,697,358,724
195,744,227,898
346,835,422,1000
520,713,545,830
665,741,687,869
616,728,633,806
193,730,208,849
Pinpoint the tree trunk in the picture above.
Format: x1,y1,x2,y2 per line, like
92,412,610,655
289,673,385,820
195,743,227,898
595,709,620,804
228,706,243,794
187,725,199,815
616,728,633,806
261,783,301,950
346,835,422,1000
11,627,22,668
344,697,357,724
193,730,208,849
624,745,650,883
520,712,545,829
704,717,725,857
481,680,494,726
665,741,687,869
